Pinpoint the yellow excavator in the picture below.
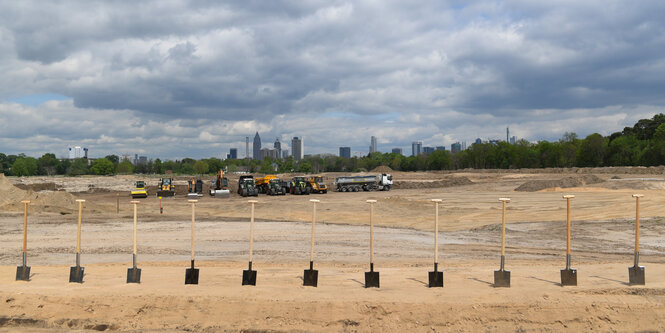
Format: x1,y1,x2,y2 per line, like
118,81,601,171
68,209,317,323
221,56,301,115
157,178,175,197
131,181,148,199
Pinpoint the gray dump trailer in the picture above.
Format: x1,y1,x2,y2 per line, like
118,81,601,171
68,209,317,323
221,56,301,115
334,173,393,192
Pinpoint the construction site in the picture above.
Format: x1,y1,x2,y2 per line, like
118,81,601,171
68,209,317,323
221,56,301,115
1,167,665,332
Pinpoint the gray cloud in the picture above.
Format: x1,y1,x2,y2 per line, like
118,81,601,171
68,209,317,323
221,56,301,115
0,1,664,158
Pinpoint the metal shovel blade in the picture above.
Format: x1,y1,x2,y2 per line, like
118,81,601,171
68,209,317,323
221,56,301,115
15,265,30,281
69,266,84,283
242,269,257,286
303,269,318,287
628,266,645,285
560,268,577,286
364,271,380,288
185,268,199,285
126,267,142,283
493,270,510,288
428,270,443,288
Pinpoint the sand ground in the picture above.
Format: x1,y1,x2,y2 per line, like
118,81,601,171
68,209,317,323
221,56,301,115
1,170,665,332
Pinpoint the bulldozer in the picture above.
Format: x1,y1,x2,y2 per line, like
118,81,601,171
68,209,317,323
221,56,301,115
131,180,148,199
256,175,286,196
237,175,259,197
157,178,175,197
307,176,328,194
289,176,310,195
209,170,230,198
187,178,204,198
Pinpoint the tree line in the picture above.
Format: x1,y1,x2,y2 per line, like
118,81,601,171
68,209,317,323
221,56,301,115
2,114,665,177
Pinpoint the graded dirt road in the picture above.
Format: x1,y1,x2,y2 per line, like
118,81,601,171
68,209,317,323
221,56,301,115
1,169,665,331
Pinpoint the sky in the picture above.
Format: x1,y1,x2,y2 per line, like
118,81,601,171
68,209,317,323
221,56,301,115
1,1,664,159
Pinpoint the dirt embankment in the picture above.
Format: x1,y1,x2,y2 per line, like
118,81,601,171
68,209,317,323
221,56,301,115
460,166,665,175
514,175,604,192
0,174,78,213
393,176,474,189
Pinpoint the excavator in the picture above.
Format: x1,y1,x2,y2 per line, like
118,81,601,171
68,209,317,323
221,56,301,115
131,180,148,199
187,178,204,198
157,178,175,197
209,170,230,198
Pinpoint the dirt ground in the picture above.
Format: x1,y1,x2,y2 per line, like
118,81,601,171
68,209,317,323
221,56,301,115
2,169,665,332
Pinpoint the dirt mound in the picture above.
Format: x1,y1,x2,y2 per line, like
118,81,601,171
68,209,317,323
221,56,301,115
371,165,394,173
14,182,59,192
393,176,474,189
515,175,604,192
0,174,78,212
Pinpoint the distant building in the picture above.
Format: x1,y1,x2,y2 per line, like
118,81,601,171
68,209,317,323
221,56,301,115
369,136,377,154
489,139,500,145
436,146,446,151
282,149,290,159
391,148,403,155
260,148,279,160
253,132,261,160
451,142,461,153
506,127,510,142
475,138,482,145
68,146,88,159
510,136,516,145
137,156,148,165
273,138,281,159
339,147,351,158
411,141,423,156
292,137,303,160
229,148,238,160
423,147,435,154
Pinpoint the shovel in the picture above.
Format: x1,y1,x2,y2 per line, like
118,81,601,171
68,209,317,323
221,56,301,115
242,200,258,286
494,198,511,287
560,195,577,286
16,201,31,281
428,199,443,288
69,200,86,283
629,194,645,285
185,200,199,284
126,201,142,283
303,199,320,287
364,200,380,288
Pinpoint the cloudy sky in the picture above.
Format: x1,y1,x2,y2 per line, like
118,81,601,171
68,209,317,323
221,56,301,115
1,1,664,159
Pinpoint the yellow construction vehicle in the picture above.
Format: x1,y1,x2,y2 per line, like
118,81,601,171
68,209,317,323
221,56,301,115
157,178,175,197
307,176,328,194
256,175,286,195
131,181,148,199
209,170,230,198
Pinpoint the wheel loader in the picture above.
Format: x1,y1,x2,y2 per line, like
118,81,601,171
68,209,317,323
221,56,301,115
307,176,328,194
157,178,175,197
209,170,230,198
131,181,148,199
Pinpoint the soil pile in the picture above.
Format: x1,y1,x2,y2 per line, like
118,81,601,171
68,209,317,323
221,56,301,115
0,174,78,212
14,182,59,192
371,165,394,173
393,176,474,189
515,175,604,192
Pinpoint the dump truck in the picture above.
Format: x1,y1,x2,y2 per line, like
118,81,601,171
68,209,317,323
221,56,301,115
209,170,230,198
187,179,204,198
334,173,393,192
256,175,287,195
289,176,311,195
131,181,148,199
157,178,176,197
307,176,328,194
237,175,259,197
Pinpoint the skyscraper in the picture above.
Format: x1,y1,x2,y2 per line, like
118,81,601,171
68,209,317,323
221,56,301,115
369,136,377,154
253,132,261,160
451,142,461,153
229,148,238,159
292,137,303,160
391,148,403,155
339,147,351,158
274,138,281,159
411,141,423,156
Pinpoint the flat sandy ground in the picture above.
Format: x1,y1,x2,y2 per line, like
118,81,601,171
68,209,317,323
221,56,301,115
1,170,665,332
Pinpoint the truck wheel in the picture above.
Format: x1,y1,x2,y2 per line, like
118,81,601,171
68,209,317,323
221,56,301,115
323,190,327,194
385,185,391,191
241,188,247,197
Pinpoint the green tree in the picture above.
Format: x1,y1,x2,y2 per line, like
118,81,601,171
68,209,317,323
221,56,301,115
193,160,209,175
575,133,607,167
12,157,38,176
37,153,59,175
90,158,115,175
67,158,89,176
105,154,120,165
116,160,134,174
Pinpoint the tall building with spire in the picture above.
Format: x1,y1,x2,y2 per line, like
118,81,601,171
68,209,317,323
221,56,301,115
253,132,261,160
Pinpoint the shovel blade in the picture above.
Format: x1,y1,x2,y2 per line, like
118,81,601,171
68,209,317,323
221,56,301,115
242,269,257,286
428,271,443,288
69,266,85,283
493,270,511,288
364,271,380,288
303,269,318,287
15,265,30,281
126,267,142,284
185,268,199,285
628,266,645,285
560,268,577,286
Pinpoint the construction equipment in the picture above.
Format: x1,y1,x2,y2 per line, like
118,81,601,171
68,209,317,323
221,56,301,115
629,194,645,285
307,176,328,194
335,173,393,192
257,175,286,196
429,199,443,288
290,176,311,195
69,200,86,283
560,195,577,286
494,198,511,287
365,200,379,288
131,181,148,199
187,179,204,198
238,175,259,197
209,170,230,198
16,201,31,281
157,178,175,197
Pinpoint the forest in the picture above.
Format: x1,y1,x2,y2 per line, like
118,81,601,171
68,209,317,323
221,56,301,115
2,114,665,176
